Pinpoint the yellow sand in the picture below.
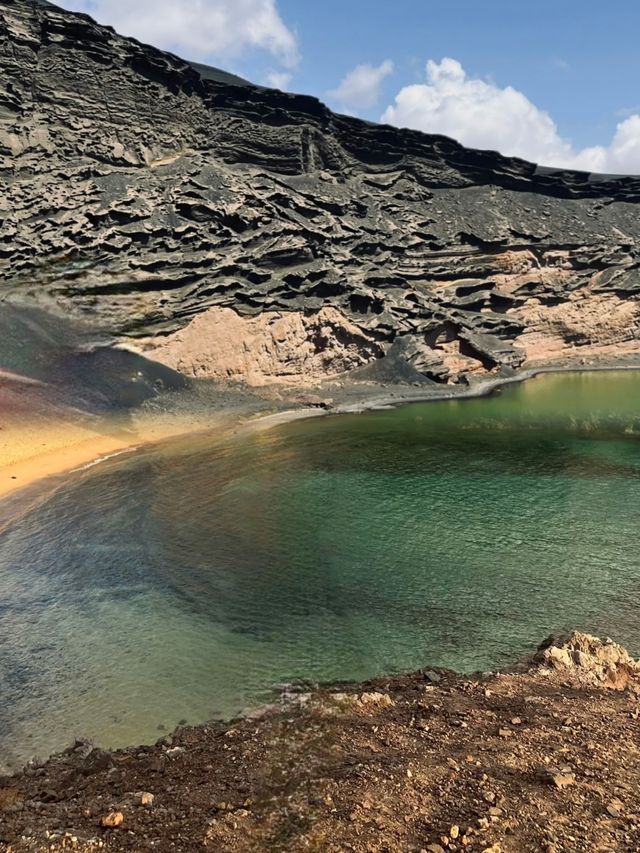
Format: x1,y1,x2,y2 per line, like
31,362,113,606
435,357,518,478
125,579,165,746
0,409,220,500
0,375,320,502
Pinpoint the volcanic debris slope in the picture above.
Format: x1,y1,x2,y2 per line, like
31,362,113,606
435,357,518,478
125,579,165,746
2,0,640,385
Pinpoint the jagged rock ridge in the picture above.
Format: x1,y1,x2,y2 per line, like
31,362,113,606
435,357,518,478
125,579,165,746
2,0,640,385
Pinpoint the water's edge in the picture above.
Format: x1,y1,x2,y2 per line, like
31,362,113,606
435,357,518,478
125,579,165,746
2,364,640,772
5,359,640,519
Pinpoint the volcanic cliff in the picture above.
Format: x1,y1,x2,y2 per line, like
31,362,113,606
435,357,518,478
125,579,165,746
2,0,640,387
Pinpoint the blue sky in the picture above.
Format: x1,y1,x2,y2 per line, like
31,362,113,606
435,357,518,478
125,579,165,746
282,0,639,146
57,0,640,172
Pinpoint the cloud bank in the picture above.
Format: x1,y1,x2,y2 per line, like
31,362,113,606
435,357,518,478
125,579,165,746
328,60,394,110
382,58,640,173
66,0,298,66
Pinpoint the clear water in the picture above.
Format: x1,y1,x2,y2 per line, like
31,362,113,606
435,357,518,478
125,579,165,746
1,371,640,771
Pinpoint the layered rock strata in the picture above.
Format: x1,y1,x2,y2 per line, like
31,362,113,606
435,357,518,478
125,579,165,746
2,0,640,385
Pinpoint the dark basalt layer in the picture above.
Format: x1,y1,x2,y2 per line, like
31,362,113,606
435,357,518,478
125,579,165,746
0,302,187,411
2,0,640,384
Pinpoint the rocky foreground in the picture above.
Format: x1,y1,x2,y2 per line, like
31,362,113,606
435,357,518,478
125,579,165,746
3,0,640,391
1,633,640,852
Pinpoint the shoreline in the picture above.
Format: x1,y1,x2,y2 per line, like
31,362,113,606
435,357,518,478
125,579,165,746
2,356,640,506
331,358,640,414
2,631,639,852
3,365,640,849
0,416,207,502
0,402,325,508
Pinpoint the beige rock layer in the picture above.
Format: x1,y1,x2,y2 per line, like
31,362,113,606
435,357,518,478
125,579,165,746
145,306,383,386
515,291,640,364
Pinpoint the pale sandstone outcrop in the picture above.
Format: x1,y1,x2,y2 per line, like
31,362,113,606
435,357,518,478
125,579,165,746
535,631,640,689
145,306,383,385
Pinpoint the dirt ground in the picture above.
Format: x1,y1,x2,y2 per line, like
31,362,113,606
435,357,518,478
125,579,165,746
1,632,639,852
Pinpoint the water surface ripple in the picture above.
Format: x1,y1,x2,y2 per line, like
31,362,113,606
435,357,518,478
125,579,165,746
1,371,640,770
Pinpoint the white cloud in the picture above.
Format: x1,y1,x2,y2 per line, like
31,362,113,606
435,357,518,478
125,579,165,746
602,115,640,173
382,58,640,174
63,0,299,66
328,59,394,110
264,70,292,90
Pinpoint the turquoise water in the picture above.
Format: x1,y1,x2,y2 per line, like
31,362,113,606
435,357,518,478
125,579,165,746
1,371,640,770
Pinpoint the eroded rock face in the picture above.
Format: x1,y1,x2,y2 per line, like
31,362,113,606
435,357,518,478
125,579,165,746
146,306,383,385
2,0,640,385
535,632,640,689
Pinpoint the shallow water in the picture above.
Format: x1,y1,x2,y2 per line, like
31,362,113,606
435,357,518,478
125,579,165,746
1,371,640,770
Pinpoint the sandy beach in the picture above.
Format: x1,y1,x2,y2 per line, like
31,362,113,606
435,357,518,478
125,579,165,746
0,416,200,500
0,368,326,503
0,373,225,501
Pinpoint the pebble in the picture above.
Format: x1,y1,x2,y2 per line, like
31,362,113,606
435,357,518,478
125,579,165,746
550,772,576,789
359,691,394,707
607,798,624,817
100,811,124,828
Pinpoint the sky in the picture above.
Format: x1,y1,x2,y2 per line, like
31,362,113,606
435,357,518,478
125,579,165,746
56,0,640,173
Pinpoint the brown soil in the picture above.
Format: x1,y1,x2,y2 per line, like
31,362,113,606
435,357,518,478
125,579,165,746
2,633,639,853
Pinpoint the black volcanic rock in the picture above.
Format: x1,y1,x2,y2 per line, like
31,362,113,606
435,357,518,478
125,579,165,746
0,302,187,410
1,0,639,384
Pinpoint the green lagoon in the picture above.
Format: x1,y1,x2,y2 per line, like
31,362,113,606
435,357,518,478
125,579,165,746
1,371,640,770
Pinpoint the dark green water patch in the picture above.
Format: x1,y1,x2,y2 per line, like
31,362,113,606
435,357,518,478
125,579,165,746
1,371,640,770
